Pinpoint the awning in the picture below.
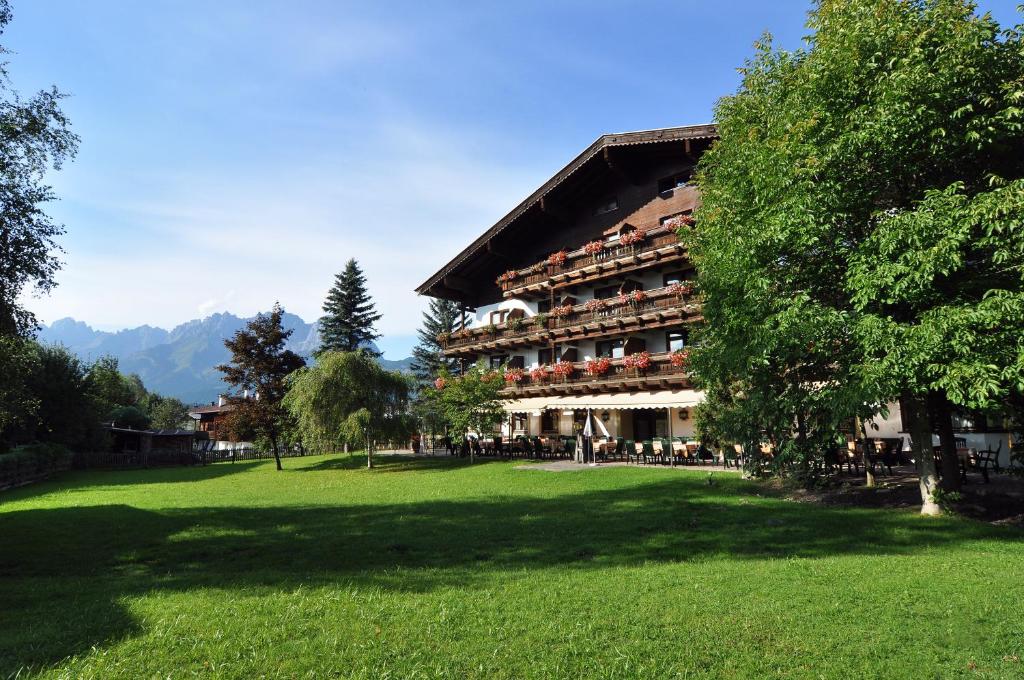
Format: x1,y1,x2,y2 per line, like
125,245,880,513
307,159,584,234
501,389,703,413
502,397,552,413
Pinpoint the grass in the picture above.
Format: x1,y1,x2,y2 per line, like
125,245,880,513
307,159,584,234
1,454,1022,679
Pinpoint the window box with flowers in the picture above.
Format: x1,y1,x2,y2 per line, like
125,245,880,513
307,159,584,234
668,281,695,299
483,323,498,337
584,357,612,378
622,351,652,375
507,316,525,333
550,304,574,319
619,227,647,247
532,313,549,329
551,361,575,382
670,348,690,369
547,250,568,269
504,367,526,386
529,365,549,383
663,214,695,231
496,270,519,286
436,331,451,345
583,298,604,315
583,240,605,261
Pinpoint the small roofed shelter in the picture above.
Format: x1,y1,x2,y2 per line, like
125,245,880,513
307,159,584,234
103,426,200,467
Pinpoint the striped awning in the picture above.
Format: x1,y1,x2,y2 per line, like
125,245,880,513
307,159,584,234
501,389,703,414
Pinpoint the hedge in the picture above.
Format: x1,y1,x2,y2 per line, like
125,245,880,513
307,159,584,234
0,443,73,490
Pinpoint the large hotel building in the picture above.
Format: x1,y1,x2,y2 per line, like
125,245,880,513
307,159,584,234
416,125,715,442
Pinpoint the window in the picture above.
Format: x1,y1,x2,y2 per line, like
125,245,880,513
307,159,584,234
666,329,688,352
594,285,619,300
541,410,559,433
662,270,692,286
658,172,691,194
537,300,551,314
593,196,619,216
489,355,508,369
538,347,561,365
489,309,509,326
509,355,525,369
596,339,625,359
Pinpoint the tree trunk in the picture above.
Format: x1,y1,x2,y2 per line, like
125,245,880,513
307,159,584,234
903,393,940,515
930,391,962,491
366,435,373,469
469,435,474,464
271,434,283,471
856,416,875,488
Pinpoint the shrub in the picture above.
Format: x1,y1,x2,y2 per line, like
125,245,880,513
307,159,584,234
0,443,72,483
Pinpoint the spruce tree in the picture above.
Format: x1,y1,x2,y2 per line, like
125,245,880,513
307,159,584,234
319,259,382,355
410,297,461,383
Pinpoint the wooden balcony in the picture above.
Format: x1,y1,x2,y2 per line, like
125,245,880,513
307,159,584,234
498,226,687,299
441,284,700,356
499,351,692,398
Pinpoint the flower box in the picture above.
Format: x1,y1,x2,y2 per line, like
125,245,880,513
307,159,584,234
547,250,568,267
670,349,690,368
584,357,611,377
504,367,526,384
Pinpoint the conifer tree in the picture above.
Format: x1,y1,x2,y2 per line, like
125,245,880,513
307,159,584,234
319,259,382,355
410,297,461,384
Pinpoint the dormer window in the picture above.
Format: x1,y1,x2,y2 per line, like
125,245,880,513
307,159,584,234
593,197,618,216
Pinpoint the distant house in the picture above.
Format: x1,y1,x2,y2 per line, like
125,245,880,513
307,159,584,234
188,395,252,451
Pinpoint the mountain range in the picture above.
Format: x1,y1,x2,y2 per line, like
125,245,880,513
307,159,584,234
37,313,414,404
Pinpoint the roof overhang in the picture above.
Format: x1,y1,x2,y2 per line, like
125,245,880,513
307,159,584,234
415,124,716,301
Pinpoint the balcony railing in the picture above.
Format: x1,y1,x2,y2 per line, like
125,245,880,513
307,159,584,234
499,350,691,396
498,225,685,297
440,284,699,353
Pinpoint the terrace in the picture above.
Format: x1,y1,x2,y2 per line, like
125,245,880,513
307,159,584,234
499,350,692,397
441,283,701,355
498,222,688,299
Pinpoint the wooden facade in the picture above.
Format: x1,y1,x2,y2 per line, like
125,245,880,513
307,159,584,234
416,125,718,441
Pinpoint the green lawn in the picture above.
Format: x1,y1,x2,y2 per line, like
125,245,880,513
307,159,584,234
2,455,1022,679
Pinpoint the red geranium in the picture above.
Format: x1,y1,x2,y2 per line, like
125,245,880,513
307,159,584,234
434,377,447,390
504,367,526,384
670,349,690,368
668,281,694,297
529,366,549,383
584,298,603,313
619,228,647,246
629,289,648,304
548,250,568,266
583,240,605,256
585,357,612,376
550,304,574,318
552,361,575,378
623,351,651,370
497,270,519,285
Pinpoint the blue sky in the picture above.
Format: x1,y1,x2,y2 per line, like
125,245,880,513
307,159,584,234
8,1,1019,359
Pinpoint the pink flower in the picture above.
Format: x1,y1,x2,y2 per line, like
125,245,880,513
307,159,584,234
434,377,447,390
547,250,568,266
583,240,605,256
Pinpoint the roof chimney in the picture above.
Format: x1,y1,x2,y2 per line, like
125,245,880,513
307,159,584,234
218,394,227,407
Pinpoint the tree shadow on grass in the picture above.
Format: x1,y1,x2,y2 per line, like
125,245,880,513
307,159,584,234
1,466,1020,675
298,453,503,473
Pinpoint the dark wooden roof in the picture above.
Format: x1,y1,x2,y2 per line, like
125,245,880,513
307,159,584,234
415,124,717,300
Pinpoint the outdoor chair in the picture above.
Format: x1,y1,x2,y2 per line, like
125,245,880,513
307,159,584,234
613,437,625,461
625,439,638,464
660,438,677,466
564,439,576,458
642,440,657,465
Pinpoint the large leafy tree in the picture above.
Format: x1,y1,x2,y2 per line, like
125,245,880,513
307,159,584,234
433,362,505,464
410,297,461,384
284,351,414,468
689,0,1023,514
217,304,306,470
319,259,382,355
0,0,79,337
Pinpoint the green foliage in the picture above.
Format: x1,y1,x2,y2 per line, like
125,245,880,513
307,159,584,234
217,303,306,468
0,0,80,336
0,336,41,447
688,0,1024,477
319,259,382,354
145,395,190,430
284,350,413,458
434,362,505,459
0,442,71,480
108,405,151,430
410,296,461,384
